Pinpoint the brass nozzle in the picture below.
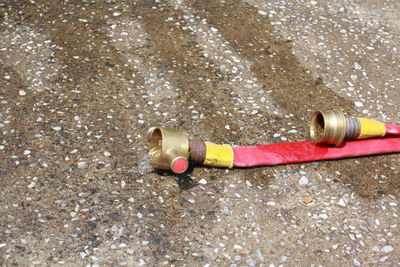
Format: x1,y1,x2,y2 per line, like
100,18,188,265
148,127,190,174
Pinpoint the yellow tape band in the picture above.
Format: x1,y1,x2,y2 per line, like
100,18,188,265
203,142,233,168
357,118,386,139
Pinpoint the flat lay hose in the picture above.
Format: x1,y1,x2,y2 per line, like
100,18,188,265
232,136,400,167
148,110,400,174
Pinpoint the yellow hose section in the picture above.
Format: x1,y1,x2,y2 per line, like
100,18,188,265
203,142,233,168
357,118,386,139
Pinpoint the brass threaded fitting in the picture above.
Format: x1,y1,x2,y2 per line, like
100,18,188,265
310,110,369,146
310,110,347,146
148,127,190,174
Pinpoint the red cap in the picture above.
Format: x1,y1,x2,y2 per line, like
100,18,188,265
171,157,189,174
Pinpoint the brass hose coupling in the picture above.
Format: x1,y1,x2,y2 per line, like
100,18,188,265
148,127,229,174
148,127,190,174
310,110,386,146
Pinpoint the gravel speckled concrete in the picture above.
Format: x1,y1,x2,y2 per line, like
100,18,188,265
0,0,399,266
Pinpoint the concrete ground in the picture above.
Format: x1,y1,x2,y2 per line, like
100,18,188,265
0,0,399,266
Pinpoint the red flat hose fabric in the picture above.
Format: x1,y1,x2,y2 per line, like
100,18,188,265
233,136,400,167
386,124,400,135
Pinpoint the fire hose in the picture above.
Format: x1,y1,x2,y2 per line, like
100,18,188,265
148,110,400,174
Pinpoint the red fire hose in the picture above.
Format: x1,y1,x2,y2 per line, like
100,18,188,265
233,122,400,167
148,110,400,174
233,136,400,167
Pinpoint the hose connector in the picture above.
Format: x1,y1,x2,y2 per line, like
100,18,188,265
147,127,233,173
310,110,386,146
148,127,190,174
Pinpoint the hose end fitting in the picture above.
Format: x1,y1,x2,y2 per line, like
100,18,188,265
310,110,386,146
310,110,347,146
148,127,190,174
